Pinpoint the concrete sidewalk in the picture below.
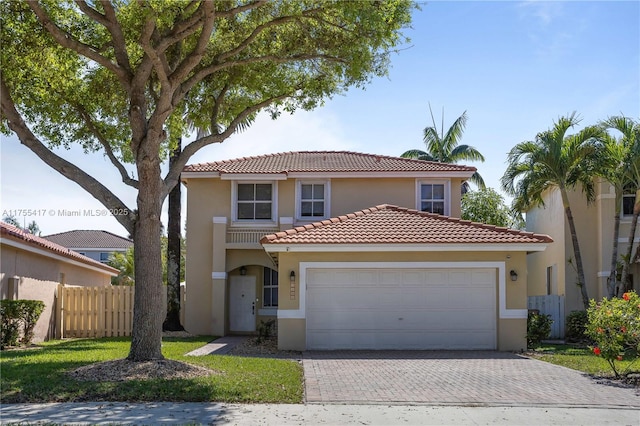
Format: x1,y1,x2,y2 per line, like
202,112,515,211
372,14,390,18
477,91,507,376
1,402,639,425
185,336,249,356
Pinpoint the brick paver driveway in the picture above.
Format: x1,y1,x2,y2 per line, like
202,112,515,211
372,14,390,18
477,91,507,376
303,351,640,407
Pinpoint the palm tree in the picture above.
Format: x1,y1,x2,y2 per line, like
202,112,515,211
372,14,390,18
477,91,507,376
602,116,640,296
401,104,486,191
108,247,135,286
598,116,640,297
501,113,603,310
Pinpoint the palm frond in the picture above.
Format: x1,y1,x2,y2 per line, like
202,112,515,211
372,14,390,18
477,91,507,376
450,144,485,163
400,149,428,159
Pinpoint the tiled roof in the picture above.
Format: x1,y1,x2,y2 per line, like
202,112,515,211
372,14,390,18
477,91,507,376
183,151,476,174
43,230,133,249
1,222,119,274
261,205,553,246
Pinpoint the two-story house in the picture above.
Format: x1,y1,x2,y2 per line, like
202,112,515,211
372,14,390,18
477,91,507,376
44,230,133,264
182,151,551,351
526,180,639,316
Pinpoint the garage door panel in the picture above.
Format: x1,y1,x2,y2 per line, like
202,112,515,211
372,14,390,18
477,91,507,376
306,330,497,350
306,267,497,350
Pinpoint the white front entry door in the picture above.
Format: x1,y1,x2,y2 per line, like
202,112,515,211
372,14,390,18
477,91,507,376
229,276,256,332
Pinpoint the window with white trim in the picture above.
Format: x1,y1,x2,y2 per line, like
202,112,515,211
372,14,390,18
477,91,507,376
297,180,329,220
235,182,274,221
418,181,448,215
263,267,278,307
100,252,110,263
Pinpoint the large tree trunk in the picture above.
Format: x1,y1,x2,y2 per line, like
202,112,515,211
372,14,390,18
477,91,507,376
163,143,184,332
561,189,590,309
128,153,165,361
620,189,640,296
607,194,622,298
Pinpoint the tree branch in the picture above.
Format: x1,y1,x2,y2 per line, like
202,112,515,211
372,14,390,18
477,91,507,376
1,76,135,233
73,104,139,189
98,0,133,75
28,1,130,90
168,2,216,86
162,91,291,198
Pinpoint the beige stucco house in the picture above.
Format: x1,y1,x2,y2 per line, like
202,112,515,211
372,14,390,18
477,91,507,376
526,180,640,315
182,151,552,351
0,221,118,341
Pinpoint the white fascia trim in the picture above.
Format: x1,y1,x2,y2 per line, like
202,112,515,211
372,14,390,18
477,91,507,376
263,243,550,253
213,217,228,224
181,172,220,179
596,193,616,200
1,238,118,277
212,272,227,280
64,247,129,252
286,171,475,179
618,237,640,243
275,261,525,321
221,173,287,180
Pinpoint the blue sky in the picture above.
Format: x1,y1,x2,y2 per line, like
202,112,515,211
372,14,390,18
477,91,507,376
1,1,638,237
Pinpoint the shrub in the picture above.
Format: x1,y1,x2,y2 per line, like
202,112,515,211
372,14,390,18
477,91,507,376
527,310,553,348
0,299,45,349
586,291,640,378
565,310,589,342
257,319,276,344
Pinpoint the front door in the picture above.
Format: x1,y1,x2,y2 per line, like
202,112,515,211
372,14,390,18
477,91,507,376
229,275,256,332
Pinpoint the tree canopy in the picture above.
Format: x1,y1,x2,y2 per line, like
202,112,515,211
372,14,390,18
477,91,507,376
1,0,414,361
461,188,523,229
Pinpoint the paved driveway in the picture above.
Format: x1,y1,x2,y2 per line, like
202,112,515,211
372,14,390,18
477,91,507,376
303,351,640,407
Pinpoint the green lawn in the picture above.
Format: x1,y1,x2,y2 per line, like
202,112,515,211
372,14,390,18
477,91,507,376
527,343,640,378
0,336,303,403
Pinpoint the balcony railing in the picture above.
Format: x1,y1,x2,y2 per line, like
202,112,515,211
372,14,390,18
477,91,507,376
226,228,279,247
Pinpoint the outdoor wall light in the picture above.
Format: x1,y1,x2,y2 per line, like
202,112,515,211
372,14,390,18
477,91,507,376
290,270,296,282
510,270,518,282
240,266,247,276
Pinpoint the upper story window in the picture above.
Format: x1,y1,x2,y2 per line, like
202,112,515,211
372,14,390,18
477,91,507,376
99,252,110,263
417,180,450,215
234,182,275,222
623,193,636,216
297,180,330,220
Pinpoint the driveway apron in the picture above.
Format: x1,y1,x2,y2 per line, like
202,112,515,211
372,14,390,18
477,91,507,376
303,351,640,407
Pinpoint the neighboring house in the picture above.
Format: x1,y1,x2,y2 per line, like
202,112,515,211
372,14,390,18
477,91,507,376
44,230,133,264
182,151,552,351
0,222,118,341
526,180,640,315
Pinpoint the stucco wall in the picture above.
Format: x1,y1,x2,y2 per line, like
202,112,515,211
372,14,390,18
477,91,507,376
275,250,528,351
0,244,113,342
183,174,470,336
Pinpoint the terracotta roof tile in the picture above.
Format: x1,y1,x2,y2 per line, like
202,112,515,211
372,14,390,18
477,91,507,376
260,205,553,245
44,230,133,249
1,222,119,274
184,151,476,174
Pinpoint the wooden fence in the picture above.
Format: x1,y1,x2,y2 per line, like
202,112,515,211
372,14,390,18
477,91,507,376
528,295,565,339
56,284,185,339
56,285,133,338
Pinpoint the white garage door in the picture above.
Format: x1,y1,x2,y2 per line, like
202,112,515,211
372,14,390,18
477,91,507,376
306,268,497,350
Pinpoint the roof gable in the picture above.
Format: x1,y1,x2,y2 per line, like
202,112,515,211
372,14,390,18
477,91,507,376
183,151,476,175
44,230,133,249
1,222,119,274
261,205,553,246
